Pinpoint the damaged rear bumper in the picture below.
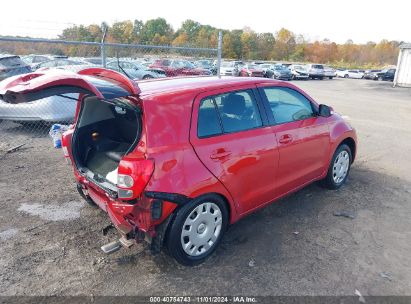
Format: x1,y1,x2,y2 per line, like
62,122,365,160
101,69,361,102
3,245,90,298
76,180,186,254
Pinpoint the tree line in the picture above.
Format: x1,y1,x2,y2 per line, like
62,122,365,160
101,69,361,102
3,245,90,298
0,18,403,68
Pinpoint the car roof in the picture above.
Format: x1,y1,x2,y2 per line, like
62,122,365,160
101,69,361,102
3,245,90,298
137,76,284,98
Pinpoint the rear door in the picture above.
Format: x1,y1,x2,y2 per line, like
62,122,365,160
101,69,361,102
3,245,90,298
190,86,280,215
257,84,330,196
0,67,140,105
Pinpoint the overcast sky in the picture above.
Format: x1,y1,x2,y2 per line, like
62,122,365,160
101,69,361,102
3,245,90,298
0,0,409,43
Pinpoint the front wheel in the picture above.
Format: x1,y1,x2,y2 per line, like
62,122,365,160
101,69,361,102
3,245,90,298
165,194,228,266
321,144,352,190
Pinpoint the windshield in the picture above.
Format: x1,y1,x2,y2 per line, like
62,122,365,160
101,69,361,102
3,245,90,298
122,69,139,79
0,56,26,67
183,61,195,69
293,65,305,71
221,62,234,67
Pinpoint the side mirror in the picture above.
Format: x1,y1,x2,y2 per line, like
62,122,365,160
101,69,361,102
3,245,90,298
318,104,332,117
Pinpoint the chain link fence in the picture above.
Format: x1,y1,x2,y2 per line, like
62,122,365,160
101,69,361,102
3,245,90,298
0,34,222,153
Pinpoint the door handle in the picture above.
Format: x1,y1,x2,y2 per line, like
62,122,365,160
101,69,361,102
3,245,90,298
279,134,293,144
210,149,232,160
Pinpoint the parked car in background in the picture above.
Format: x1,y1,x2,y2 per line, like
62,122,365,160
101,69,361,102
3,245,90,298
239,64,264,77
83,57,103,65
373,69,396,81
0,65,83,124
271,64,292,80
150,59,212,77
0,55,32,81
33,59,89,70
233,60,245,71
259,64,275,78
323,66,337,79
306,64,325,80
0,92,78,124
220,61,240,76
288,64,309,80
107,60,166,79
0,69,357,265
195,60,216,75
363,70,382,80
336,69,364,79
21,55,51,67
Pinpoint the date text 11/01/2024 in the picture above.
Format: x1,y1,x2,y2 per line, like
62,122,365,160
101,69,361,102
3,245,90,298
149,296,257,303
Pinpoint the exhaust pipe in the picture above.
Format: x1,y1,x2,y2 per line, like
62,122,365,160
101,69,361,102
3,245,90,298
101,240,122,254
101,236,135,254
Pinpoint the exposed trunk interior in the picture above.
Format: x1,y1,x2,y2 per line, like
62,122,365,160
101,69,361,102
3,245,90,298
73,96,141,184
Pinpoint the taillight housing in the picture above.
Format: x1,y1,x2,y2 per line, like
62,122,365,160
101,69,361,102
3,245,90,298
117,157,154,200
61,128,74,164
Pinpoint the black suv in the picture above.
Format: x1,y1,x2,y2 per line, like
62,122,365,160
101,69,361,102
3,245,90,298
372,69,396,81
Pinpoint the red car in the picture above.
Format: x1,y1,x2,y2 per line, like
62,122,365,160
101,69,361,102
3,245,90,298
240,64,265,77
0,68,357,266
149,59,211,77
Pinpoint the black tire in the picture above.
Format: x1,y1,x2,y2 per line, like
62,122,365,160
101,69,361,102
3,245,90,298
321,144,352,190
319,77,324,80
329,77,333,79
165,193,229,266
344,74,349,78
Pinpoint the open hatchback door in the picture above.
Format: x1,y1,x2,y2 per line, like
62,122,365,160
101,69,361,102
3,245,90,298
0,67,146,203
0,67,141,104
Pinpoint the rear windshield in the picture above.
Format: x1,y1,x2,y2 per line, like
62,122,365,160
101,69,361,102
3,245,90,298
0,56,26,68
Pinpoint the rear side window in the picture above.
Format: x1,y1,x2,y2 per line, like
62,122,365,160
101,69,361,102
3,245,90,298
197,90,262,137
198,98,222,138
312,65,324,69
262,87,314,124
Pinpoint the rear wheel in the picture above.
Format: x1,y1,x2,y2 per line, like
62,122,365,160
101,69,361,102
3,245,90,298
166,194,228,266
344,74,349,78
321,144,352,189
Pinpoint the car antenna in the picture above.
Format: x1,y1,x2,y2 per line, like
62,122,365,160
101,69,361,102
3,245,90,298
116,50,132,80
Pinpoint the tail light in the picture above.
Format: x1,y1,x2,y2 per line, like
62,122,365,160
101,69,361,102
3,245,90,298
61,127,74,164
117,158,154,200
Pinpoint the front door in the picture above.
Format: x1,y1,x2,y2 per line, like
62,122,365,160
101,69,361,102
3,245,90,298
258,84,331,196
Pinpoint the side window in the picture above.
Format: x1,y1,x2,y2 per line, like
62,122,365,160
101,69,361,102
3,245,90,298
214,90,262,133
262,87,314,124
197,90,263,138
197,98,222,138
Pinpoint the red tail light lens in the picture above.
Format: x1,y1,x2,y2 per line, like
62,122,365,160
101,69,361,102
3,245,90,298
61,129,74,164
117,158,154,200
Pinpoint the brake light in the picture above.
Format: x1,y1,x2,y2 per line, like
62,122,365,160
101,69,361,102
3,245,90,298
61,129,74,165
117,158,154,200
